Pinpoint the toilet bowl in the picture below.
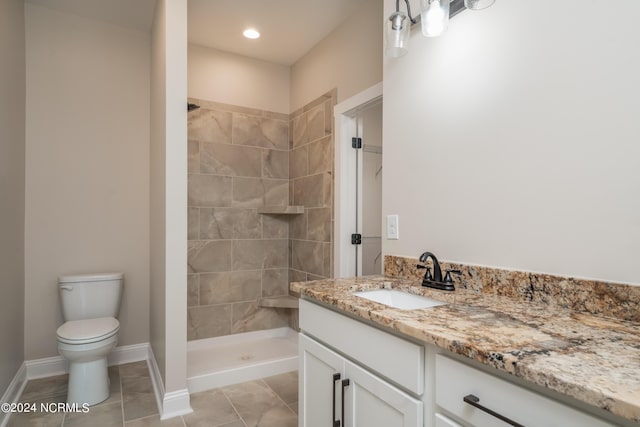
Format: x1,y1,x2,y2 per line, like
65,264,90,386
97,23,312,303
57,317,120,405
56,273,123,406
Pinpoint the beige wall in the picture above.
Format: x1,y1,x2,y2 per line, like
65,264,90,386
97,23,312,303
188,45,290,114
24,4,151,359
0,0,26,394
382,0,640,284
150,0,189,393
290,1,383,112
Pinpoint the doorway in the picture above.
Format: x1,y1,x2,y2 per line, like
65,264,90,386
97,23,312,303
334,83,383,278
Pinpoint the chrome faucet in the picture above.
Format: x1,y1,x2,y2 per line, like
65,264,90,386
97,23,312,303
417,251,460,291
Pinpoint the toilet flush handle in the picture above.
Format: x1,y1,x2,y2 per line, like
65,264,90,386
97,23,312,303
60,285,74,291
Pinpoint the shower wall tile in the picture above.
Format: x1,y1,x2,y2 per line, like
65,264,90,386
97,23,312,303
263,149,288,179
188,304,231,340
188,274,199,307
262,215,289,239
306,104,325,143
324,100,333,135
200,142,261,177
291,240,324,277
188,109,232,144
288,90,336,297
188,240,232,273
308,135,332,175
289,146,308,179
188,207,199,240
230,302,288,334
232,239,289,271
262,269,289,297
323,171,333,208
323,243,332,278
293,174,324,208
188,140,200,173
189,97,288,121
289,211,307,240
188,174,232,207
232,113,288,150
199,208,261,240
291,114,307,148
232,178,289,208
199,271,262,305
187,100,301,341
307,208,331,242
289,269,307,284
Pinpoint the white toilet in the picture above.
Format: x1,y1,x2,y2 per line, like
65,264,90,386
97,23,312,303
56,273,123,406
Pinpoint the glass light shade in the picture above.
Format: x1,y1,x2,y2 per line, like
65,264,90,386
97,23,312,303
385,11,410,58
464,0,496,10
420,0,450,37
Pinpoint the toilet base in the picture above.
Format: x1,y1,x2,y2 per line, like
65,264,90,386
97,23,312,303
67,358,110,406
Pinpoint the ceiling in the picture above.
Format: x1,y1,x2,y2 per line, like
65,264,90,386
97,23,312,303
188,0,369,65
25,0,369,66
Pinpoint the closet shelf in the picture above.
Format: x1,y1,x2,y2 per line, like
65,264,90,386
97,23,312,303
257,206,304,215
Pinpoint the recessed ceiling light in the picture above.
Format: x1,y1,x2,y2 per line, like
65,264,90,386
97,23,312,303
243,29,260,39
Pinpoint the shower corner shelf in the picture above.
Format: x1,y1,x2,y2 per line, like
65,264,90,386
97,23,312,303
257,206,304,215
258,296,299,309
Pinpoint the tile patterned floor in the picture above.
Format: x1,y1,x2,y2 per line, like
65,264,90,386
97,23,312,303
7,362,298,427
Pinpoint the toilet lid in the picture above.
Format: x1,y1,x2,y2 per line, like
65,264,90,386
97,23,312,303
57,317,119,344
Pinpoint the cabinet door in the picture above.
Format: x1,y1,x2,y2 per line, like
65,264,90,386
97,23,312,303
344,360,422,427
299,334,345,427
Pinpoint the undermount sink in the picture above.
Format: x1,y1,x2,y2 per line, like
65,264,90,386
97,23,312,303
353,289,446,310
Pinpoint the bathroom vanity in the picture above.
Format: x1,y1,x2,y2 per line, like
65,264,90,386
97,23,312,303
292,275,640,427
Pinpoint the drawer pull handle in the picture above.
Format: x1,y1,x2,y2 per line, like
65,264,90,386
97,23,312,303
463,394,525,427
342,379,351,427
333,373,341,427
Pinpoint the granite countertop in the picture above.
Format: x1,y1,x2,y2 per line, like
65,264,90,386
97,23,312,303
291,275,640,423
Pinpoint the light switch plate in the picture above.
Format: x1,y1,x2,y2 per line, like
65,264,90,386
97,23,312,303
387,214,399,240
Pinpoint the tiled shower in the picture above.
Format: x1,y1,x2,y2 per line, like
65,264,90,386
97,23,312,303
186,91,336,342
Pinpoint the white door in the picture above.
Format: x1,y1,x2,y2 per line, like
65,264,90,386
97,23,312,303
343,360,422,427
299,334,345,427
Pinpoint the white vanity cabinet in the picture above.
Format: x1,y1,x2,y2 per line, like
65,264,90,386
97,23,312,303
434,354,616,427
299,299,423,427
299,298,623,427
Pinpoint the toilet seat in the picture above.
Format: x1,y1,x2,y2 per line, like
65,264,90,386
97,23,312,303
57,317,119,345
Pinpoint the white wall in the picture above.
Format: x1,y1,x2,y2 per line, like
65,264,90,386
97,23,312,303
24,4,151,359
382,0,640,285
290,1,383,112
0,0,25,393
150,0,189,395
188,44,290,114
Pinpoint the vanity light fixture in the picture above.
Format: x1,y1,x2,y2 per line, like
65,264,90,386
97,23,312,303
243,28,260,39
385,0,496,57
385,0,417,58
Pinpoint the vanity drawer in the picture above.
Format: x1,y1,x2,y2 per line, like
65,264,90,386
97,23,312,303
435,355,613,427
299,299,424,395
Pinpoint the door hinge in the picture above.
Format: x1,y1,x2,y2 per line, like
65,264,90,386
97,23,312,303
352,137,362,149
351,233,362,245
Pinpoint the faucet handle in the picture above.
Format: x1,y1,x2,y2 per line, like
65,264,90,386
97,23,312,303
417,264,433,281
443,269,461,284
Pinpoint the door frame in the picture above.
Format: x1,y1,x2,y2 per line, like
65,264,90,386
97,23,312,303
334,82,383,278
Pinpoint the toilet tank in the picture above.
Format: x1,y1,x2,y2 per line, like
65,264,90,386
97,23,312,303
59,273,124,321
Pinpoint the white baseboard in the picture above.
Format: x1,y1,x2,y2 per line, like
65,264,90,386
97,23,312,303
161,389,192,420
25,342,149,379
0,363,27,427
148,346,193,420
